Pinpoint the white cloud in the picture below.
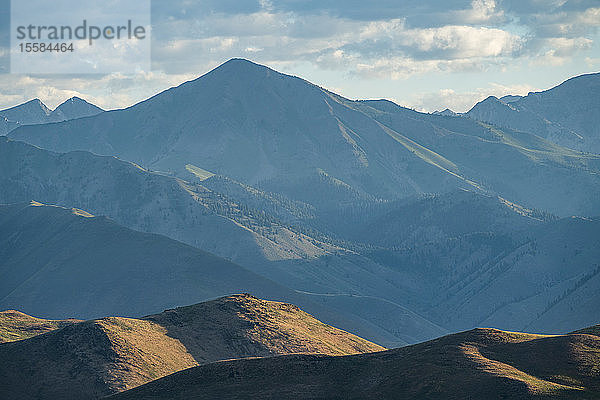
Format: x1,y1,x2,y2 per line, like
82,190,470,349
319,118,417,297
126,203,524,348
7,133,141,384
455,0,506,24
1,1,598,112
354,57,482,80
399,25,522,58
585,56,600,68
529,36,594,66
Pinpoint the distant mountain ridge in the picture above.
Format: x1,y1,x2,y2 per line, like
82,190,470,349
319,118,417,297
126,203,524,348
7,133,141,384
466,72,600,153
0,97,103,135
9,59,600,217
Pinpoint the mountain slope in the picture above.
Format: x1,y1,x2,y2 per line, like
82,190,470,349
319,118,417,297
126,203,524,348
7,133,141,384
433,217,600,333
0,196,412,346
0,295,383,400
307,189,600,336
353,97,600,217
109,327,600,400
0,310,80,343
0,137,339,268
9,59,600,216
49,96,104,122
0,201,295,319
466,73,600,153
0,99,51,126
341,189,546,248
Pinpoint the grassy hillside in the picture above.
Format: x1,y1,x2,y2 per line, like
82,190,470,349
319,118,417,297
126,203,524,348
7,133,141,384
0,295,383,399
110,327,600,400
0,310,80,343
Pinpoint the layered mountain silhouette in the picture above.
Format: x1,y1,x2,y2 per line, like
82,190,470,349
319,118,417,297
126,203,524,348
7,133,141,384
0,294,383,399
0,97,103,135
0,58,599,399
109,325,600,400
0,196,420,346
331,190,600,334
466,73,600,153
9,59,600,217
2,129,600,342
1,60,599,394
0,137,446,346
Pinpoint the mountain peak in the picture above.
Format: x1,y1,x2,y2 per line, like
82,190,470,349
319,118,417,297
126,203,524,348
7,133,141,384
201,58,279,82
0,96,102,127
218,58,269,71
51,96,103,121
145,293,384,359
432,108,458,116
481,95,501,103
466,95,507,115
0,98,52,124
5,98,50,114
58,96,86,106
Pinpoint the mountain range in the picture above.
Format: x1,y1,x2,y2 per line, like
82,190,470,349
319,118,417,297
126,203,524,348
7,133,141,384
0,97,103,135
466,73,600,154
2,60,600,345
8,59,600,217
0,59,599,398
0,137,447,346
6,133,599,343
2,295,598,400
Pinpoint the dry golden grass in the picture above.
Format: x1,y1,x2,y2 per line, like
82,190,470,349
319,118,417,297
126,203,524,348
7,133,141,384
573,325,600,337
0,294,383,399
94,317,198,393
0,310,81,343
145,293,384,363
110,326,600,400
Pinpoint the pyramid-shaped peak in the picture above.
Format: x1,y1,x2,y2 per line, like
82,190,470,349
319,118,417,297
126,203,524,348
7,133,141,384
63,96,86,104
481,95,501,103
8,98,50,113
201,58,285,81
217,58,271,72
55,96,102,109
0,98,52,124
51,97,103,121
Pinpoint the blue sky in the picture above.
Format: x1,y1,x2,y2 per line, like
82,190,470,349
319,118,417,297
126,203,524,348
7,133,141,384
0,0,599,112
